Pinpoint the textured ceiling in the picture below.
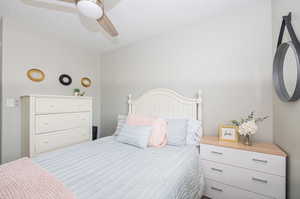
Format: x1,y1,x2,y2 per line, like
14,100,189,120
0,0,257,53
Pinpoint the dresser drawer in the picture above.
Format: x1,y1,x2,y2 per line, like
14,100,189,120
35,97,92,114
205,179,272,199
34,127,90,154
203,160,285,198
36,112,90,134
200,144,286,176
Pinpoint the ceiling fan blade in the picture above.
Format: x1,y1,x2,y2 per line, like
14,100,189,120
57,0,77,3
22,0,77,13
97,14,119,37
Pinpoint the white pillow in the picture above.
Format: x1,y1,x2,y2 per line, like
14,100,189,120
164,118,203,146
186,119,203,146
116,124,152,149
167,119,188,146
114,114,127,136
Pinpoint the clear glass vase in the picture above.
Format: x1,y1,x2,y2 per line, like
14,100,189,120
243,134,252,146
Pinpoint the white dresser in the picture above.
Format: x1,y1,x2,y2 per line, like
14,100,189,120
200,136,286,199
21,95,93,157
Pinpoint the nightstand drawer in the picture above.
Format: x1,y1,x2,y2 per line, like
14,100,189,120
200,144,285,176
205,179,272,199
203,160,285,199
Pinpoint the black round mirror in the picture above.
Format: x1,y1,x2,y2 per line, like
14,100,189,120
59,74,72,86
273,41,300,102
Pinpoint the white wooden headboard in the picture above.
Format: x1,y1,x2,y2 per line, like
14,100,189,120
128,88,202,121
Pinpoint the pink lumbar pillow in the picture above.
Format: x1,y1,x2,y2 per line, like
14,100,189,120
126,114,167,148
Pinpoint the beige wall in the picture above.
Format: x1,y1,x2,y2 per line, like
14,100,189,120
272,1,300,198
1,18,101,163
100,0,274,141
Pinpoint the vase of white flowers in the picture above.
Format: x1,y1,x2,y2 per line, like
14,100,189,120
231,112,268,146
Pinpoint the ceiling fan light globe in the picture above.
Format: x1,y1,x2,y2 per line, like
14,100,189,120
77,0,103,19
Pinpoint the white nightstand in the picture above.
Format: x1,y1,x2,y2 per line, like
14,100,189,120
200,136,287,199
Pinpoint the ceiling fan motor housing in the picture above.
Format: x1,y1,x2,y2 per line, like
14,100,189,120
76,0,104,19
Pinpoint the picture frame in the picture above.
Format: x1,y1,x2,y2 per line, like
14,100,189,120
219,125,238,143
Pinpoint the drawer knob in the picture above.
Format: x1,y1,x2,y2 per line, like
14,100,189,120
252,177,268,184
211,167,223,173
211,186,223,192
252,158,268,164
43,141,49,144
211,151,223,155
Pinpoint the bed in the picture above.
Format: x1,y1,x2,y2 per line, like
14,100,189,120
2,88,205,199
33,136,204,199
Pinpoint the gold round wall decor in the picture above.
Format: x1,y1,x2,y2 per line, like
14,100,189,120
27,68,45,82
81,77,92,88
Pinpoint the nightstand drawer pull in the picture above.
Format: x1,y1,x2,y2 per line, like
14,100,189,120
211,151,223,155
211,167,223,173
211,186,223,192
252,177,268,184
252,158,268,164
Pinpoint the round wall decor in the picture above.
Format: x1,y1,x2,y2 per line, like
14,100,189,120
273,41,300,102
273,13,300,102
81,77,92,88
59,74,72,86
27,68,45,82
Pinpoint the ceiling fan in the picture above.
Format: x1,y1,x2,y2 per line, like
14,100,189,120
56,0,118,37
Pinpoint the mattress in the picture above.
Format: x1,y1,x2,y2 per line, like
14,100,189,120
33,136,204,199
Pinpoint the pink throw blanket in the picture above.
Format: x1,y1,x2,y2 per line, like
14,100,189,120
0,158,76,199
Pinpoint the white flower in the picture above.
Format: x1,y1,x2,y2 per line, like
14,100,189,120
238,120,258,136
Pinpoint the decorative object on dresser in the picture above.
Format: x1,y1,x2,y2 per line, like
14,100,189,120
73,88,80,96
27,68,45,82
218,125,238,143
21,95,93,157
59,74,72,86
73,88,85,96
200,136,287,199
231,111,269,146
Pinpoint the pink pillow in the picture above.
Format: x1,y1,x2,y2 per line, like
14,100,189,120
126,115,167,148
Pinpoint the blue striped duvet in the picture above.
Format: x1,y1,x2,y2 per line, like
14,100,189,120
33,137,204,199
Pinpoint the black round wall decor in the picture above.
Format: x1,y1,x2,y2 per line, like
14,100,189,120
59,74,72,86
